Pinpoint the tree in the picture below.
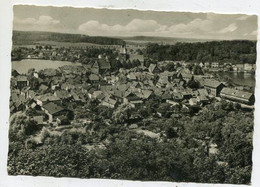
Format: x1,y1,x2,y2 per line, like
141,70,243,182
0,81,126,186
193,65,204,75
112,104,133,124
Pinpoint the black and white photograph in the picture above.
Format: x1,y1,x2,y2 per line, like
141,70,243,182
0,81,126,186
7,4,257,185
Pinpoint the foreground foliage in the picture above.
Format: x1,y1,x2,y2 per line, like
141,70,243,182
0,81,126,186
8,101,253,184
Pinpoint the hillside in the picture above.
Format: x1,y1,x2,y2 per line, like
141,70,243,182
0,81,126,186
120,36,214,45
13,30,126,46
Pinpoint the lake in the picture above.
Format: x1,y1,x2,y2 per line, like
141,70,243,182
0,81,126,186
12,59,82,74
217,72,255,87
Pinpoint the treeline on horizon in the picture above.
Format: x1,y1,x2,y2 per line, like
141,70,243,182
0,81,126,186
145,40,256,64
12,30,126,46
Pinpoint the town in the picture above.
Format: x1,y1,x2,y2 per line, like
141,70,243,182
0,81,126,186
9,40,255,183
7,6,257,184
11,43,255,123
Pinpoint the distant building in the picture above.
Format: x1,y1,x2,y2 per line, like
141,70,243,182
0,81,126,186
220,87,255,105
180,73,193,83
204,62,210,68
148,64,160,74
118,45,128,61
15,75,29,90
89,74,100,83
124,93,143,106
244,63,253,72
211,62,219,68
102,96,119,108
129,54,144,65
203,79,224,97
236,64,244,72
42,102,70,123
97,59,111,73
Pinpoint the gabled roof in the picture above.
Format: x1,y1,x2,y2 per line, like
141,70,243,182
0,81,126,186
198,89,209,97
221,88,253,100
157,76,169,84
98,59,111,70
36,94,60,102
103,96,117,105
162,91,172,100
125,93,142,101
149,64,159,73
204,79,223,88
42,102,65,115
129,54,144,62
89,74,99,81
16,75,28,81
142,90,153,99
127,72,137,80
92,61,99,69
172,92,183,99
39,84,48,91
181,73,193,79
117,84,129,92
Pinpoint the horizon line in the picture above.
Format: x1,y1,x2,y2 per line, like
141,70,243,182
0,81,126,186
13,30,257,42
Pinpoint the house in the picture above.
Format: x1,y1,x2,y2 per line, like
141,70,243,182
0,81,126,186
220,87,255,105
42,102,70,123
211,62,219,68
98,59,111,73
180,73,193,83
124,93,143,105
224,63,233,71
33,115,44,125
87,87,97,99
111,93,124,104
41,68,60,77
204,62,210,68
172,92,183,101
161,91,172,101
127,72,137,81
129,54,144,64
166,99,179,106
148,64,160,74
197,89,209,104
130,81,143,92
182,90,193,99
56,115,70,125
89,74,100,83
91,91,103,99
54,90,70,100
199,62,204,68
140,90,153,100
189,98,199,106
156,76,169,88
101,96,119,108
20,87,31,98
35,94,60,106
39,84,49,92
244,63,253,72
15,75,29,89
61,83,76,91
203,79,224,97
33,72,39,78
236,64,244,72
118,45,128,61
91,61,100,74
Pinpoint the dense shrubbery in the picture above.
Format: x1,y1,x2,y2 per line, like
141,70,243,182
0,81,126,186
8,100,253,184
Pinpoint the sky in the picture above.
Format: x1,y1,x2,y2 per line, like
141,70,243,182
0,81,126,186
13,5,258,40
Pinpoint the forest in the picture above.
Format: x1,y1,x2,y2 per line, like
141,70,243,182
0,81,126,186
145,40,256,64
12,31,125,45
